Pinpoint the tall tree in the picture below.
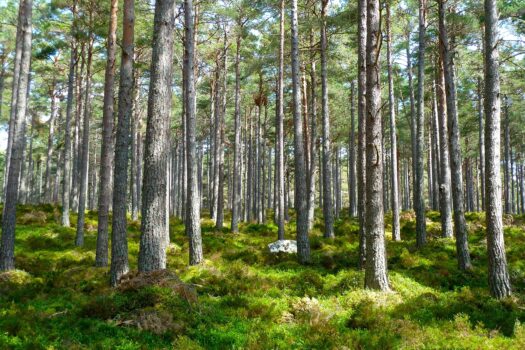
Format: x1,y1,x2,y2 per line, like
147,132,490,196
414,0,427,248
75,26,94,247
61,1,78,227
483,0,511,299
275,0,285,240
138,0,176,272
110,0,134,286
291,0,310,263
184,0,203,265
96,0,119,267
0,0,32,271
364,0,389,290
356,0,367,268
435,59,453,239
321,0,334,239
438,0,471,270
386,2,400,241
231,15,245,233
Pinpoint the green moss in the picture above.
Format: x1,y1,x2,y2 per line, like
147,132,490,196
1,205,525,348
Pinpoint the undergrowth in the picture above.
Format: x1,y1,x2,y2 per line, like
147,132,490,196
1,204,525,349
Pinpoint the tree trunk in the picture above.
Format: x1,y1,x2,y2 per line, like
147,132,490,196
321,0,334,239
477,79,485,210
349,81,357,217
414,0,427,248
44,75,59,203
184,0,203,265
438,0,471,270
291,0,310,263
61,2,78,228
95,0,119,267
231,19,243,233
0,0,32,271
275,0,286,240
364,0,389,291
435,59,453,239
356,0,367,268
110,0,134,286
75,31,94,247
483,0,512,299
386,3,400,241
138,0,176,272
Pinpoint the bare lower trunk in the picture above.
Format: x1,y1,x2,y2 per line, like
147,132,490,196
184,0,203,265
435,60,453,239
291,0,310,263
364,0,389,291
484,0,511,299
139,0,176,272
356,0,367,268
96,0,118,267
415,0,427,248
110,0,134,286
321,0,334,239
438,0,471,270
0,0,32,271
386,3,400,241
275,0,285,240
75,32,94,247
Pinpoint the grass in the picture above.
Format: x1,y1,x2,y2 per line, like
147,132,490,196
1,205,525,349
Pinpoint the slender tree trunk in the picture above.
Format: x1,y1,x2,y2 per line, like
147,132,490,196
503,98,511,214
0,0,32,271
435,60,453,239
386,3,400,241
44,77,59,203
320,0,334,239
61,3,78,227
95,0,119,266
349,81,357,218
110,0,134,286
484,0,511,299
291,0,310,263
184,0,203,265
414,0,427,248
75,31,94,247
438,0,471,270
138,0,176,272
357,0,367,267
477,79,485,210
275,0,286,240
231,19,243,233
364,0,389,291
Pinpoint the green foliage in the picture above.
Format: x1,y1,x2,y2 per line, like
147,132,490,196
2,205,525,349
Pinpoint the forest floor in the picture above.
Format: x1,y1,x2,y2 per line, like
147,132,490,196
1,205,525,349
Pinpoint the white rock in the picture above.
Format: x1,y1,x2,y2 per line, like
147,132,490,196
268,240,297,254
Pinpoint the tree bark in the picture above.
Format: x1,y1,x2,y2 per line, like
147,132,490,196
110,0,134,286
320,0,334,238
75,31,94,247
386,3,400,241
231,19,243,233
484,0,511,299
435,59,454,239
61,2,78,228
364,0,389,291
438,0,471,270
184,0,203,265
0,0,32,271
291,0,310,263
139,0,176,272
415,0,427,248
96,0,119,267
275,0,285,240
357,0,367,268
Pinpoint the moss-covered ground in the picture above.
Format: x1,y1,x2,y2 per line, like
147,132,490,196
1,204,525,349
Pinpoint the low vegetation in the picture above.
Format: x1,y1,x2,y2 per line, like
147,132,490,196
1,205,525,349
